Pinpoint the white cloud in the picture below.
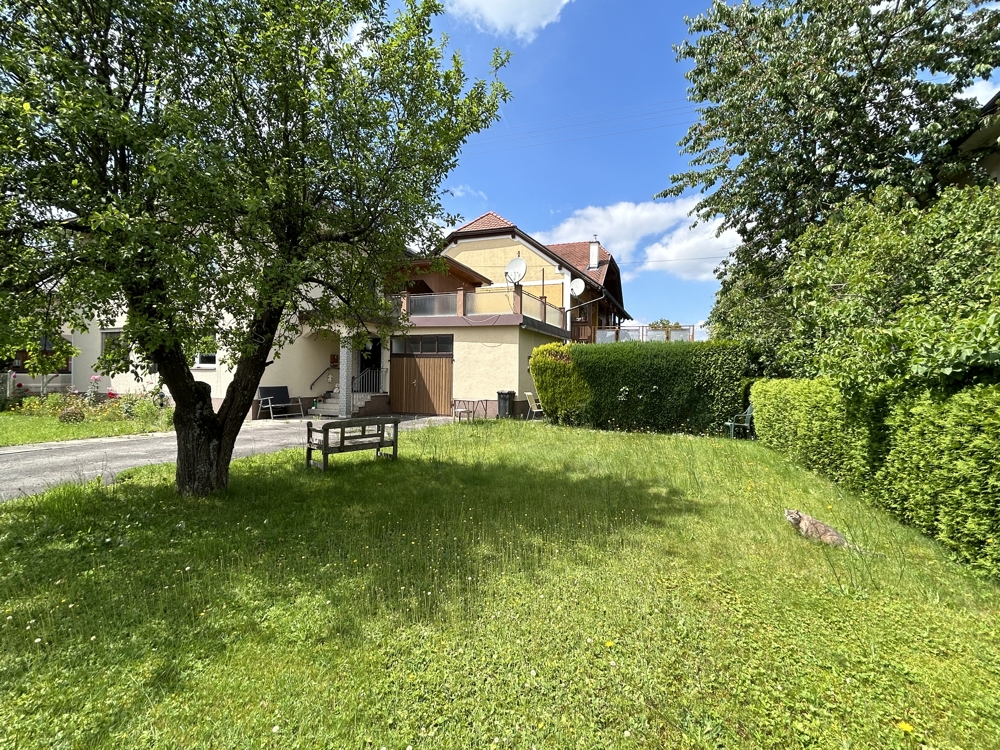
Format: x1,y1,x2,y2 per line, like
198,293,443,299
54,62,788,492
449,184,488,201
964,78,1000,106
534,198,736,282
639,220,740,282
446,0,573,42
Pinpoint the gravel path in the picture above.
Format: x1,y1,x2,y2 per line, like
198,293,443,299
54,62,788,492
0,415,452,501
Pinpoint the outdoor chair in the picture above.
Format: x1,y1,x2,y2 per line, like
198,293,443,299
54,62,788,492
524,391,545,421
724,402,754,439
257,386,304,419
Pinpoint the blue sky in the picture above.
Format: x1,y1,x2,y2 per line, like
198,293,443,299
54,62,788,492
430,0,1000,327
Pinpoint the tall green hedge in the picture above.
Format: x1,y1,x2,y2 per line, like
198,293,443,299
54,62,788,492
875,386,1000,576
752,378,1000,576
750,378,875,491
529,340,750,434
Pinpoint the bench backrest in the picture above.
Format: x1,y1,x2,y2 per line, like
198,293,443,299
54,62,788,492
258,385,292,404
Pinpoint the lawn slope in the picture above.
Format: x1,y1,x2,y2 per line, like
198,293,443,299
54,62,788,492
1,422,997,748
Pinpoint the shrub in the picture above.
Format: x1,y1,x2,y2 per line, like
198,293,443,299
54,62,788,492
530,340,750,434
751,378,875,491
875,386,1000,576
528,343,589,424
58,407,86,423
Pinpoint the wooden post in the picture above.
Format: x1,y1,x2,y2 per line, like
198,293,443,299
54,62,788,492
456,285,465,316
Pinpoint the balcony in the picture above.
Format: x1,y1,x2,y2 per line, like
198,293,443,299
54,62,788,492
399,288,567,333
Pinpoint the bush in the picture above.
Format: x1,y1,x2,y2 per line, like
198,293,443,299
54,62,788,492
875,386,1000,576
528,343,590,424
751,378,875,491
530,340,750,434
58,407,86,423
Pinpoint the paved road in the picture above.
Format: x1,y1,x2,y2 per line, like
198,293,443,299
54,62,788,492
0,415,452,501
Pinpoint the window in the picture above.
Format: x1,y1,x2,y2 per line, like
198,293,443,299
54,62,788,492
193,352,217,367
193,335,218,368
101,331,122,354
390,335,454,356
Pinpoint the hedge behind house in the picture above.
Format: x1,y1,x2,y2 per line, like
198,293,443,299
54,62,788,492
529,340,750,434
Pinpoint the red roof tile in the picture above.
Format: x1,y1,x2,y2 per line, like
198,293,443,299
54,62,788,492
453,211,516,233
546,241,611,285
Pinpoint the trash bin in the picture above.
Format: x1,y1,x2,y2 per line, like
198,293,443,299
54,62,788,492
497,390,515,419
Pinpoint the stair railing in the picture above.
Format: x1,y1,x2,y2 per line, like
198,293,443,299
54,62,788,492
351,367,388,394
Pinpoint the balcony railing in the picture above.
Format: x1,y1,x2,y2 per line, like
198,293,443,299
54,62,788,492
408,292,457,316
521,290,566,330
399,288,567,330
465,288,514,315
592,325,697,343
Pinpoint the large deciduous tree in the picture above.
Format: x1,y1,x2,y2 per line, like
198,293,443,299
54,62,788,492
662,0,1000,371
0,0,508,494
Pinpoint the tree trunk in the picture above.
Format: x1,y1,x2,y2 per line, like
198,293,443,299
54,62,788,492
171,380,233,495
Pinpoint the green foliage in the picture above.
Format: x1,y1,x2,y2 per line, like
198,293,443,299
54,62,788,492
666,0,1000,371
0,0,509,493
875,386,1000,576
785,186,1000,396
751,379,875,491
13,392,173,429
57,407,85,424
527,343,589,424
531,341,750,434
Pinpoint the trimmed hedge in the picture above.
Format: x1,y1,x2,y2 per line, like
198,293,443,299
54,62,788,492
528,343,589,424
751,378,875,491
875,386,1000,576
529,340,750,434
752,378,1000,576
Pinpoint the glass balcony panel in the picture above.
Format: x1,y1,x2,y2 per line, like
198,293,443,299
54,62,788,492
596,329,618,343
408,293,457,316
465,290,514,315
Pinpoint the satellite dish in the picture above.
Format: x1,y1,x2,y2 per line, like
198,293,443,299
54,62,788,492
569,278,586,298
504,257,527,284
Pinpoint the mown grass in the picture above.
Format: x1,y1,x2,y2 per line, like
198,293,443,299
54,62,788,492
1,421,998,749
0,412,173,447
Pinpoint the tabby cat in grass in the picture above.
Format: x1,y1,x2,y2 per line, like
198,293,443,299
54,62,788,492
784,509,852,548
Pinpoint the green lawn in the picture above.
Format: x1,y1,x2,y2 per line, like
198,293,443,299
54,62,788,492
0,412,173,447
1,421,997,748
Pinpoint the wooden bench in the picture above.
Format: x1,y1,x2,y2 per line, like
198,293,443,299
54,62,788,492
306,416,400,470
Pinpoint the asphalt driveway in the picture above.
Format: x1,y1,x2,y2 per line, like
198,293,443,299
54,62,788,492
0,415,452,502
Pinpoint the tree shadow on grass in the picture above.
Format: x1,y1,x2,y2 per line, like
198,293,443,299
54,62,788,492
0,448,701,744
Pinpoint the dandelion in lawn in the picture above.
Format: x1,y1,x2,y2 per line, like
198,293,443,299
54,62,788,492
896,721,914,733
606,641,614,647
624,730,631,737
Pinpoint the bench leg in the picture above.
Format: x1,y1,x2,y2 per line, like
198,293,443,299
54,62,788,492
306,446,312,469
322,451,328,471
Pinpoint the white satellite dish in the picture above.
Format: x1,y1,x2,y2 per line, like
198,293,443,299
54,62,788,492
504,257,527,284
569,278,585,298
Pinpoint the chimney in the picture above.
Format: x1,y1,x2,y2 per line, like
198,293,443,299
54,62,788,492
589,236,600,270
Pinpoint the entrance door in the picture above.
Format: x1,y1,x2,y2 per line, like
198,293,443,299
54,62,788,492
356,337,383,393
389,334,454,415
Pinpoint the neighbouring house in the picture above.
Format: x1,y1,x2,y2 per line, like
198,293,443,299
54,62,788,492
10,212,631,418
957,89,1000,182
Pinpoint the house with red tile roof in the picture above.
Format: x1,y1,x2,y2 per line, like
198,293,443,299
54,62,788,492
43,212,629,420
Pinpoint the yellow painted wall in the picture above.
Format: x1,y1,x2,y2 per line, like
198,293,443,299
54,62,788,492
405,325,519,400
518,328,559,399
446,237,568,307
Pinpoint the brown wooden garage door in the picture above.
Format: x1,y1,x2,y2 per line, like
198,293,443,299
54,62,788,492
389,335,453,415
